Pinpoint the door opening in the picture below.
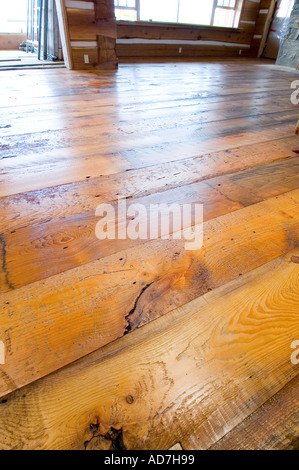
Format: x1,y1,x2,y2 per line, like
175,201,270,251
262,0,295,60
0,0,64,68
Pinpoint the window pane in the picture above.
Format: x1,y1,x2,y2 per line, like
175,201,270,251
115,0,136,6
217,0,236,8
115,8,137,21
277,0,294,18
115,0,238,27
213,7,235,27
178,0,214,26
140,0,179,23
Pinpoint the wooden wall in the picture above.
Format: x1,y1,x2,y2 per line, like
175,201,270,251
0,1,265,63
0,34,26,51
56,0,118,70
116,0,262,59
0,2,265,62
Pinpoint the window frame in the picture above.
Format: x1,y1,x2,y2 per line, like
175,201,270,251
114,0,243,29
114,0,141,21
212,0,241,28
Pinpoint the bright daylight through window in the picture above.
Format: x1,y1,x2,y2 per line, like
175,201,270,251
114,0,242,28
0,0,27,33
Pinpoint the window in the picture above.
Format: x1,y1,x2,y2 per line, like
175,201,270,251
114,0,242,28
214,0,238,27
114,0,138,21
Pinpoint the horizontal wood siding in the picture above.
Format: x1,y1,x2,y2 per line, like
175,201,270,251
116,0,261,59
59,0,118,69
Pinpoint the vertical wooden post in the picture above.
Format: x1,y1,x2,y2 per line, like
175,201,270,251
55,0,117,70
257,0,277,58
94,0,115,20
94,0,118,70
55,0,73,69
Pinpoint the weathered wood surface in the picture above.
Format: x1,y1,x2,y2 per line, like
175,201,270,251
0,135,298,232
0,188,299,396
0,251,298,450
0,60,299,448
208,376,299,451
0,157,299,292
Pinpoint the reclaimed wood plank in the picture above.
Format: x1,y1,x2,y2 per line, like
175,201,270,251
0,250,298,450
0,189,299,397
1,135,298,233
207,376,299,450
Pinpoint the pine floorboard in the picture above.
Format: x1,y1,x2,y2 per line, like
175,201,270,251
0,59,298,450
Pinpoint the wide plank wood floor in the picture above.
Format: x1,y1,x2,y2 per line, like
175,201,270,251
0,58,298,450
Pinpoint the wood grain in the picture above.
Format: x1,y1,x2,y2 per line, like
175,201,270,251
0,61,299,448
0,189,299,398
1,135,298,233
208,376,299,450
0,250,298,450
1,156,299,292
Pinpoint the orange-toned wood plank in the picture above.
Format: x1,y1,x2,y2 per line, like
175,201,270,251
1,92,295,137
207,157,299,205
0,189,299,398
1,180,242,291
1,156,299,292
1,135,298,233
0,250,298,450
1,109,298,195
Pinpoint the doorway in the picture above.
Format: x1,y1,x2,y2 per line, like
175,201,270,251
0,0,64,69
262,0,295,60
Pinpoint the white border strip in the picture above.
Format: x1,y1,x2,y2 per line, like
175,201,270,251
259,9,269,13
240,20,256,24
71,41,98,47
65,1,94,10
117,39,250,48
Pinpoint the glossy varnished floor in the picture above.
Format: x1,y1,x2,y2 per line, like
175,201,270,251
0,59,298,450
